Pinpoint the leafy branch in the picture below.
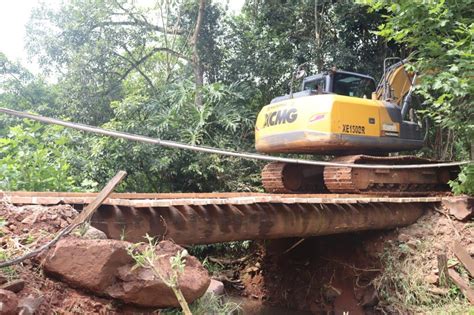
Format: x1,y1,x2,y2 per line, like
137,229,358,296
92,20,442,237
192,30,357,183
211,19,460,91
127,235,192,315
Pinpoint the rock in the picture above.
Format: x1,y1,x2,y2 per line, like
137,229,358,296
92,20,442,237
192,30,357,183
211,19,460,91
466,244,474,256
43,238,209,308
0,279,25,293
0,276,6,285
18,295,44,315
0,289,18,315
106,240,210,308
425,274,438,285
397,233,411,243
80,226,108,240
442,196,473,221
207,279,224,296
43,238,133,293
21,212,40,225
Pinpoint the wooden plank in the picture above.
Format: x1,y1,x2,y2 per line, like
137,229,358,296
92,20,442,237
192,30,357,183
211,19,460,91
1,191,444,202
448,269,474,304
453,241,474,277
71,170,127,224
2,191,444,207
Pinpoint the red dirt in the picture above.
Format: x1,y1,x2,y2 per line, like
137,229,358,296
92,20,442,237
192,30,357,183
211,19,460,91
238,233,385,314
1,200,472,314
0,203,160,314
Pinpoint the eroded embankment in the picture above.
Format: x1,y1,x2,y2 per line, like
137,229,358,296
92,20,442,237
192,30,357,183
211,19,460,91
230,206,473,314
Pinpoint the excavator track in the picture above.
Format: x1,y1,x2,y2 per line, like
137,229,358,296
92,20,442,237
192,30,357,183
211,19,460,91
261,162,326,193
262,155,459,195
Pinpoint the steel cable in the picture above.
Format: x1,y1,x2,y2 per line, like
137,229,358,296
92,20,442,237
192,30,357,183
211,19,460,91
0,107,470,169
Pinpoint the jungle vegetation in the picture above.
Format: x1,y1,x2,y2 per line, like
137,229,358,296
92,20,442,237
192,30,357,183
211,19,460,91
0,0,472,194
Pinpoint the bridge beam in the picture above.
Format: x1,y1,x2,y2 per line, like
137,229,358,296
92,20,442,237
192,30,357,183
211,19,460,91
91,200,427,244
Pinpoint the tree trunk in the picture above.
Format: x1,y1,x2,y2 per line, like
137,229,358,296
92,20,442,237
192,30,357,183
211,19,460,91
191,0,206,108
314,0,324,71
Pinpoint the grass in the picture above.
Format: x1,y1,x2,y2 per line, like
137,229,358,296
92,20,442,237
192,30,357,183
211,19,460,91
188,241,252,260
161,293,241,315
0,249,18,281
373,239,471,314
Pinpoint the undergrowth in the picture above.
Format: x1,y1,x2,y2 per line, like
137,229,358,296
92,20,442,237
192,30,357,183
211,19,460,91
188,241,252,260
373,240,472,314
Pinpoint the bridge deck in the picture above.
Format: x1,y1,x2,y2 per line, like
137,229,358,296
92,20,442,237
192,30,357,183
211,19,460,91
2,191,444,206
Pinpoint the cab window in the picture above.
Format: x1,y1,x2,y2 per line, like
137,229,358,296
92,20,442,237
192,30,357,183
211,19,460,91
303,78,326,93
333,73,375,98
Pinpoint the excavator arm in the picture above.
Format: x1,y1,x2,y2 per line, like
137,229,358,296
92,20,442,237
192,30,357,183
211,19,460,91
374,59,416,107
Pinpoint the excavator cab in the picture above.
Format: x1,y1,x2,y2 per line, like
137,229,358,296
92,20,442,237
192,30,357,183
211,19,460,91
271,70,376,104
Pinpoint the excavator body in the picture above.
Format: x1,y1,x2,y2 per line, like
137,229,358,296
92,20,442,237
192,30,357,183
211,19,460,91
255,62,459,194
256,70,422,155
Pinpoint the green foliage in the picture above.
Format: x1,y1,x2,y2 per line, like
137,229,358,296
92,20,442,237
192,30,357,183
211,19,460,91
189,241,252,260
0,52,59,115
82,80,262,192
449,164,474,195
0,120,77,191
0,217,6,237
127,235,193,315
0,0,470,196
221,1,399,104
363,0,473,131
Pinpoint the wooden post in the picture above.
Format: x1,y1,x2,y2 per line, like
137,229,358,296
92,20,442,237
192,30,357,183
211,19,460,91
437,254,450,287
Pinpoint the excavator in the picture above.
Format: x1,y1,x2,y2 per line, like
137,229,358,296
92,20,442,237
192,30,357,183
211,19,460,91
255,59,459,194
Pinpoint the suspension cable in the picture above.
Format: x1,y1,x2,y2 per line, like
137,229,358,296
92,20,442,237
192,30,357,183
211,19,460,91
0,107,470,169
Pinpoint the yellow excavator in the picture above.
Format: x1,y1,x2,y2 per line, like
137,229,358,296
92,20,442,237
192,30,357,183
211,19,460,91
255,59,459,194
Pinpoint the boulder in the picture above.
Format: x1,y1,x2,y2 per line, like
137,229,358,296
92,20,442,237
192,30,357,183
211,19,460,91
106,241,210,307
43,238,210,308
43,238,133,293
442,196,473,221
0,289,18,315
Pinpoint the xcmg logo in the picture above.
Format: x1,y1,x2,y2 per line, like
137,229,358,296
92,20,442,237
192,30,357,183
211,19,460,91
263,108,298,127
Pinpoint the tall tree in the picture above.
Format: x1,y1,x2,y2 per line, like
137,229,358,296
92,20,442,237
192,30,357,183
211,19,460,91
220,0,400,105
26,0,218,123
